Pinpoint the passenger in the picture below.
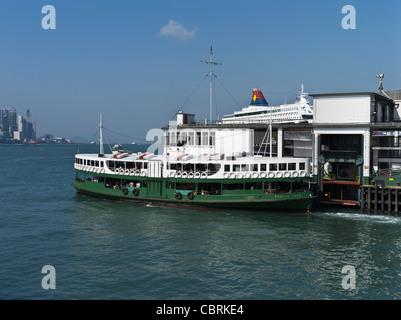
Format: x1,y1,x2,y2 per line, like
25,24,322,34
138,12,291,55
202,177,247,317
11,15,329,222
136,182,140,188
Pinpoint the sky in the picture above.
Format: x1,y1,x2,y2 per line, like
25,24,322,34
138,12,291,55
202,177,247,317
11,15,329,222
0,0,400,143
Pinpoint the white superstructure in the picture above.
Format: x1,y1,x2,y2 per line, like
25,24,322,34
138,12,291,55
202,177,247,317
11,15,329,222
222,85,313,124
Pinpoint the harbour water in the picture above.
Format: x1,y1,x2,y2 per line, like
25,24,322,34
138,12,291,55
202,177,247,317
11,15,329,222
1,144,401,300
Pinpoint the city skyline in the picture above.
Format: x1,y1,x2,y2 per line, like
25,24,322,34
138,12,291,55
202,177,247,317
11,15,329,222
0,107,36,143
0,0,400,142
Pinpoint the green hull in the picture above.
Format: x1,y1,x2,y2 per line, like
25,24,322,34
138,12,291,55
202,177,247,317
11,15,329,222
72,171,315,212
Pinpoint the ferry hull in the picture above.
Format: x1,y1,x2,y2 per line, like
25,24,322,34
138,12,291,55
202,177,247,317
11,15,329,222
72,177,315,212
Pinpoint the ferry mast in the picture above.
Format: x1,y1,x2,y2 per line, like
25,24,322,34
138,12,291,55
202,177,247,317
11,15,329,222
201,46,222,123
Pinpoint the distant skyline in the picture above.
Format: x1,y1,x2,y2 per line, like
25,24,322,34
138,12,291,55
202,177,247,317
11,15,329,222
0,0,400,143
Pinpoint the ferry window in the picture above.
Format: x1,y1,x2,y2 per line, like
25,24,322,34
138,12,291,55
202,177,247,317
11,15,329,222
279,163,287,171
233,164,240,172
209,132,215,146
260,164,266,171
198,183,221,195
202,132,208,146
143,162,148,169
241,164,249,171
188,132,194,146
245,182,262,190
224,164,230,172
100,161,104,167
223,183,244,190
196,163,206,171
170,163,178,170
252,164,258,171
183,163,194,172
136,162,143,169
288,163,296,170
95,161,99,167
208,163,220,173
196,132,201,145
269,163,277,171
91,160,95,166
299,162,306,170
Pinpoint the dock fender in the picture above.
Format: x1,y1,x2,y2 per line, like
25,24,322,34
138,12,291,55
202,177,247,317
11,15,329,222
122,187,128,195
187,192,195,200
133,188,139,196
175,192,182,200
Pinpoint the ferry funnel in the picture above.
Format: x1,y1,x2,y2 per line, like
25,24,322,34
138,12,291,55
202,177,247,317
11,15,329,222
250,88,268,106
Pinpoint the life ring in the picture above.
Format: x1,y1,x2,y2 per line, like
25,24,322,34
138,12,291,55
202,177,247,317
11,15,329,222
229,173,236,179
125,169,130,175
133,188,139,196
141,171,146,177
260,172,267,178
122,187,128,195
187,192,195,200
223,173,229,179
245,173,251,179
120,168,125,174
182,172,188,178
175,192,182,200
276,172,283,178
237,173,243,179
170,172,176,178
299,171,306,177
188,172,194,179
195,172,201,179
201,172,207,179
292,171,299,178
135,170,140,176
130,169,135,175
176,171,182,178
268,172,275,178
252,172,259,179
284,172,291,178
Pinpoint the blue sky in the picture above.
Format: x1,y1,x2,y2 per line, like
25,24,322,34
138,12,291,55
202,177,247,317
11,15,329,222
0,0,400,142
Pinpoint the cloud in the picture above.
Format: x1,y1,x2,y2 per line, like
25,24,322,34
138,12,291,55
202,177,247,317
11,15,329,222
159,20,196,40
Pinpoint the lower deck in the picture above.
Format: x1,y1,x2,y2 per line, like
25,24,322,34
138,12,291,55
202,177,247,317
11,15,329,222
72,170,315,211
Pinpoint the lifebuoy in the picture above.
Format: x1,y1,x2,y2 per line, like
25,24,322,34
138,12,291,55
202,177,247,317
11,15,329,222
141,171,146,177
188,172,194,179
237,173,243,179
130,169,135,175
229,173,236,179
299,171,306,177
252,172,259,179
133,188,139,196
122,187,128,195
135,170,140,176
260,172,267,178
187,192,195,200
176,171,182,178
276,172,283,178
195,172,201,179
170,172,176,178
201,172,207,179
292,171,299,178
284,172,291,178
125,169,130,175
245,173,251,179
175,192,182,200
268,172,275,178
223,173,229,179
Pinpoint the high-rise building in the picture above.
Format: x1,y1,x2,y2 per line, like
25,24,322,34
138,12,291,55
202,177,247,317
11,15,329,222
0,107,37,142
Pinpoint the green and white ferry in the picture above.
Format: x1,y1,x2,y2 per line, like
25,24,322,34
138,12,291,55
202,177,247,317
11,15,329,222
72,47,315,211
72,112,315,211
